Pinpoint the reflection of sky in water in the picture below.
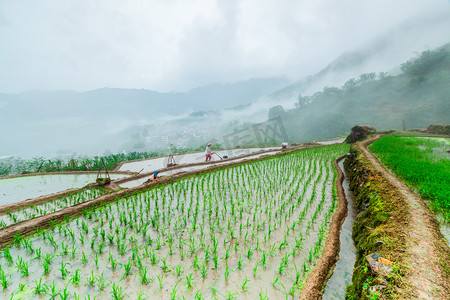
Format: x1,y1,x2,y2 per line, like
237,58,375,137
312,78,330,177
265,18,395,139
322,160,357,299
120,150,280,188
0,174,129,206
440,223,450,248
315,137,346,145
415,137,450,161
119,147,280,173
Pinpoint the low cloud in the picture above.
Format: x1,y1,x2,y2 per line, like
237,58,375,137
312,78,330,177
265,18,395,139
0,0,449,93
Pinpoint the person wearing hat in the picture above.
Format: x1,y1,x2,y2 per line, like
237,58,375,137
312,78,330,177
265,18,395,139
205,143,212,161
149,170,158,181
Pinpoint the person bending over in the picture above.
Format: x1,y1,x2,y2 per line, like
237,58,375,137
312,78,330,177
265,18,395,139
205,143,212,161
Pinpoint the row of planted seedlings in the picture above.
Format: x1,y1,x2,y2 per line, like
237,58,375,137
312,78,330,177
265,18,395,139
0,144,349,299
0,188,107,228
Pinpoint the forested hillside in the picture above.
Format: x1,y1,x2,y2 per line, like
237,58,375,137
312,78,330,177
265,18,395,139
272,45,450,142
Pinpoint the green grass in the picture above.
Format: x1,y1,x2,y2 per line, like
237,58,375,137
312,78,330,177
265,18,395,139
370,135,450,221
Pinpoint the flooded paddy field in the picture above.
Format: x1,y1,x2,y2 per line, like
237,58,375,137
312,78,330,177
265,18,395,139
0,188,106,228
0,173,129,206
117,147,281,174
0,144,349,299
119,150,280,189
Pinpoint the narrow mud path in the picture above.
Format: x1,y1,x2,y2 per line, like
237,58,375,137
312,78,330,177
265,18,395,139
358,135,450,299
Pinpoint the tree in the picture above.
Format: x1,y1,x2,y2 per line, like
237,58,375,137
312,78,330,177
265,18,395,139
378,72,387,79
359,73,376,83
343,78,358,90
400,49,450,79
268,105,285,119
295,95,310,108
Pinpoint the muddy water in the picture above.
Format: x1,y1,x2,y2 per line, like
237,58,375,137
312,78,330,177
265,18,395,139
431,210,450,247
440,223,450,247
322,159,357,299
0,188,104,227
0,173,129,206
118,147,280,173
119,150,280,189
315,137,346,145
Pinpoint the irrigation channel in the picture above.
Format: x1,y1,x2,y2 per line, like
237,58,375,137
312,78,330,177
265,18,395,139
321,159,357,299
0,143,359,299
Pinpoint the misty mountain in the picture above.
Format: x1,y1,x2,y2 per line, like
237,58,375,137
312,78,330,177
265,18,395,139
2,8,450,159
279,45,450,142
0,77,288,157
268,9,450,104
154,42,450,149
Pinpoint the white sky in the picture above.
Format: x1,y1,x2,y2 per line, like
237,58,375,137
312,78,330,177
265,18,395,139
0,0,449,93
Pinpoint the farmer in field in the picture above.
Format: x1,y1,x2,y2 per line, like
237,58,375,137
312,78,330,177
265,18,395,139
205,143,212,161
149,170,158,181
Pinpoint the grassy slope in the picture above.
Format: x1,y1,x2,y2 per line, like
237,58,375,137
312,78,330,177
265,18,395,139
370,135,450,221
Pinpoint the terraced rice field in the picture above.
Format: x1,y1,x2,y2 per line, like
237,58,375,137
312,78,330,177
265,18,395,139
0,188,106,228
0,174,129,206
0,144,348,299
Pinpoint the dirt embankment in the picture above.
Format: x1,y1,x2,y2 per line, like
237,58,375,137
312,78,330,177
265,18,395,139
344,125,377,144
345,135,450,299
427,124,450,135
300,155,348,299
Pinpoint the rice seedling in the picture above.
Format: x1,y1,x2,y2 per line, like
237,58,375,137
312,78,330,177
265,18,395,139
33,278,47,294
138,266,151,284
86,271,96,287
170,279,182,300
111,282,128,300
136,290,147,300
96,272,110,291
0,270,11,289
242,277,250,291
46,281,60,299
175,264,183,276
2,248,13,264
156,273,164,289
70,268,82,286
59,286,71,300
59,261,70,279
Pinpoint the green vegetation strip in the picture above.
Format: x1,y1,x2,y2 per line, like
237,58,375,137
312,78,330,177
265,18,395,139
0,151,161,177
344,146,409,299
370,135,450,221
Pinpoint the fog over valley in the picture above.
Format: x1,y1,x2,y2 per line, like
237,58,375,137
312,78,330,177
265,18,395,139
0,0,449,158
